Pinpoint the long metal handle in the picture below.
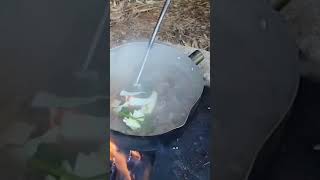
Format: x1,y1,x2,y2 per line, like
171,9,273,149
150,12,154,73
147,0,171,48
134,0,171,86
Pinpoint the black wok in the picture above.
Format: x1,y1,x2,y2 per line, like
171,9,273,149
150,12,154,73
110,42,206,137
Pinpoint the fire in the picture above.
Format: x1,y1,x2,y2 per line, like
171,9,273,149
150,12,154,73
110,139,150,180
130,150,141,161
110,140,131,180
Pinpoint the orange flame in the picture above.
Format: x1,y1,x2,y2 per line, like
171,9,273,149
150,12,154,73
110,140,131,180
110,140,151,180
130,150,142,161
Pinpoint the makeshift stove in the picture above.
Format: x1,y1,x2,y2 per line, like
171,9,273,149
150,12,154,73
110,88,211,180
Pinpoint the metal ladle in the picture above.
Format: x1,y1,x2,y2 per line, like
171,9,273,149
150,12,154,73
133,0,172,88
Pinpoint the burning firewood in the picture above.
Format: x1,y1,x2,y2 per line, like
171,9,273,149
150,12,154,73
110,140,152,180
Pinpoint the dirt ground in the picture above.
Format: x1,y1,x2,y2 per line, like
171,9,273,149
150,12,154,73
110,0,210,50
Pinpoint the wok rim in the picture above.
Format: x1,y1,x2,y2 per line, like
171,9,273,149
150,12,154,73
110,41,206,137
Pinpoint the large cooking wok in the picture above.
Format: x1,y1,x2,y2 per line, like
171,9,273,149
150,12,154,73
110,41,205,137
